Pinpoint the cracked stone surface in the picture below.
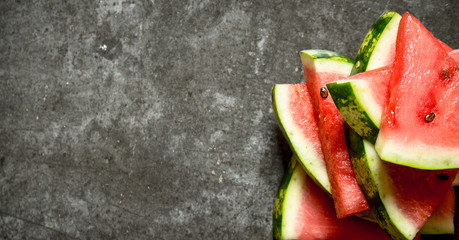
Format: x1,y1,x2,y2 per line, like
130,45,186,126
0,0,458,239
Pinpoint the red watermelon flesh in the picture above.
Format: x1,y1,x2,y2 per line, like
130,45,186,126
304,69,370,218
288,85,323,153
290,162,393,240
376,12,459,169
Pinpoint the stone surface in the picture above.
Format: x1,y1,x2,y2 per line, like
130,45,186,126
0,0,457,239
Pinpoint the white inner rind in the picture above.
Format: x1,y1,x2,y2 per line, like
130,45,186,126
274,84,331,193
351,80,382,127
364,140,417,239
375,133,459,170
281,161,307,239
299,51,354,75
366,14,402,70
330,78,382,128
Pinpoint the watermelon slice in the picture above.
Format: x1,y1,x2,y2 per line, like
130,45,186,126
272,83,331,193
375,12,459,170
346,126,457,240
300,50,370,218
273,156,393,240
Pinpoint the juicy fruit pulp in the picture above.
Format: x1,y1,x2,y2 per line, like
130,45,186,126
273,157,392,240
376,13,459,169
272,84,331,193
300,50,370,218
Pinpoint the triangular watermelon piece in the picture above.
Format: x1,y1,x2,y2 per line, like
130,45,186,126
300,50,370,218
375,12,459,169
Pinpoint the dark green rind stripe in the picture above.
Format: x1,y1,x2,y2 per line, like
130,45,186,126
273,157,298,240
327,81,379,144
300,49,354,64
345,125,408,240
351,11,399,75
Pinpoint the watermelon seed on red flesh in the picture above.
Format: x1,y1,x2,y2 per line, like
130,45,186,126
320,86,329,98
442,69,451,81
425,112,435,123
437,174,450,181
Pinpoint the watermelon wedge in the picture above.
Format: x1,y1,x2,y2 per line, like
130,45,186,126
346,126,457,240
300,50,370,218
375,13,459,170
273,156,393,240
272,83,331,193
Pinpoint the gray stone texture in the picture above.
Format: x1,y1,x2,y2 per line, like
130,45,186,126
0,0,458,239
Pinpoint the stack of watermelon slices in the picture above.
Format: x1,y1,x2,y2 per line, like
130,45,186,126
273,11,458,240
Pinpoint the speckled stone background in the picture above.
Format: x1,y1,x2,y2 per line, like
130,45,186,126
0,0,458,239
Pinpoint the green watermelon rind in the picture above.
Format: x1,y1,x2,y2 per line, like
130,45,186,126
351,10,401,74
272,84,331,193
299,50,354,75
345,126,417,240
273,156,305,240
327,79,381,144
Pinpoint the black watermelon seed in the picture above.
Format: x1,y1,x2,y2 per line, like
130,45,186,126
437,174,449,181
425,112,435,123
320,87,328,99
442,69,451,81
